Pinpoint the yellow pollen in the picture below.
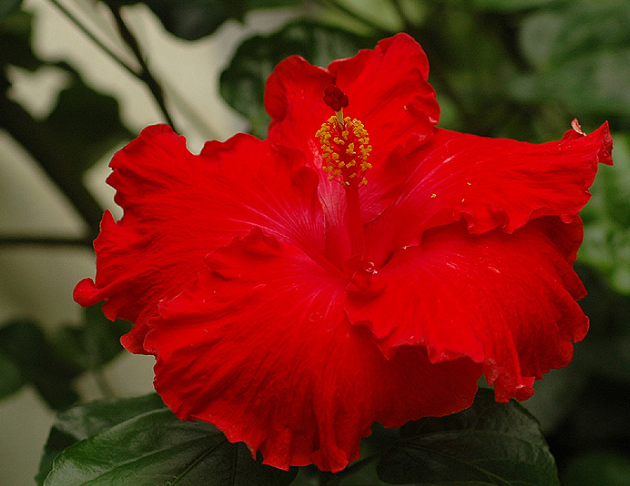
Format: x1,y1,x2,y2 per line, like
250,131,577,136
431,193,437,198
316,115,372,186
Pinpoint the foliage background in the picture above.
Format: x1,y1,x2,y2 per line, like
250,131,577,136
1,0,629,484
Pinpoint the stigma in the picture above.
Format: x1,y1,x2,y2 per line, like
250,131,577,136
316,85,372,186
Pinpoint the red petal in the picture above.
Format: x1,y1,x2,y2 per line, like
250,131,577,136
265,55,333,156
265,33,439,161
144,228,480,472
347,217,589,402
328,33,439,157
74,125,325,352
365,123,612,265
265,34,440,242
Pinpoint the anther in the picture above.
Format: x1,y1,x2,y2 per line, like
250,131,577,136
316,115,372,186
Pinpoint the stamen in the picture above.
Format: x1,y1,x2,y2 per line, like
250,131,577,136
317,84,371,186
316,116,372,186
318,84,371,258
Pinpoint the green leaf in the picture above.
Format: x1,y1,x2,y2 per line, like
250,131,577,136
52,304,131,371
0,320,80,409
377,388,559,486
471,0,556,12
100,0,297,41
0,0,23,21
0,9,43,72
41,394,297,486
44,64,133,172
37,394,166,485
220,20,375,138
146,0,247,40
563,451,630,486
571,265,630,383
579,133,630,294
0,351,25,399
510,1,630,116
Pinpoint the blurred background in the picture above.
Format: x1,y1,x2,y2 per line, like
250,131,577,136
0,0,628,484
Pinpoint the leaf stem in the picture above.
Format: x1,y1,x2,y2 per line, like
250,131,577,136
0,235,94,248
47,0,139,80
92,369,117,399
107,5,178,131
48,0,178,131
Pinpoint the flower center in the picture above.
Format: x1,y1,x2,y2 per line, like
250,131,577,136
316,85,372,187
316,84,373,258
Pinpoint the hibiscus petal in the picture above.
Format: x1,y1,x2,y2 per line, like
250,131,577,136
347,217,588,402
265,33,438,164
144,227,480,472
328,32,439,157
365,123,612,265
265,33,440,237
74,125,325,352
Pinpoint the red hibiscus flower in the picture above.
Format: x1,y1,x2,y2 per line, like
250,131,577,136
74,33,612,472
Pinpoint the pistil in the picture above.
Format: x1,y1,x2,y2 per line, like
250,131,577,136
316,84,372,257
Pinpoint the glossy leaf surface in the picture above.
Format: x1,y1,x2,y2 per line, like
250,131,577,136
377,389,559,486
42,394,297,486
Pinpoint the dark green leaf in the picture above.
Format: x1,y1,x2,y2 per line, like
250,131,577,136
471,0,556,12
41,394,297,486
0,0,22,21
52,304,131,371
416,5,534,139
563,452,630,486
521,366,587,434
246,0,298,7
571,265,630,383
37,394,165,485
220,20,375,138
510,1,630,116
377,388,559,486
100,0,297,40
519,1,630,70
146,0,247,40
50,393,166,441
44,65,133,172
0,320,80,409
0,351,25,399
0,9,42,73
